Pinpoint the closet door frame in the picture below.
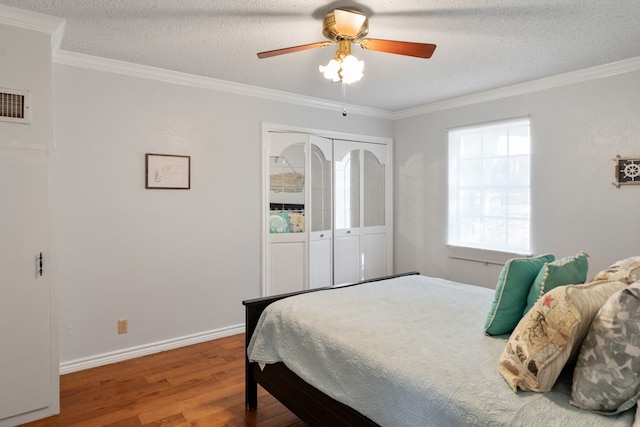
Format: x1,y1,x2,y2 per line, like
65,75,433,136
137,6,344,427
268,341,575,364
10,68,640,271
260,123,392,297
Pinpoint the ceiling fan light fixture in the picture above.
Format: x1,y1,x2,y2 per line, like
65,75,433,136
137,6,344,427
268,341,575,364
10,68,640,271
319,55,363,84
319,39,364,84
319,59,342,82
340,54,364,84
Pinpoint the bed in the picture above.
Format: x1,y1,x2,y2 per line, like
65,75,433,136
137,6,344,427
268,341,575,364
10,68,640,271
243,271,637,426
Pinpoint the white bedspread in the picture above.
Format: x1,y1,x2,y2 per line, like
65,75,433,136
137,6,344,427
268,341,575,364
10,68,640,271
247,275,635,426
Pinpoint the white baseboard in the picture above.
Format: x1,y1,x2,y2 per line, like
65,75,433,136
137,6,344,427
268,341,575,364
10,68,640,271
59,324,245,375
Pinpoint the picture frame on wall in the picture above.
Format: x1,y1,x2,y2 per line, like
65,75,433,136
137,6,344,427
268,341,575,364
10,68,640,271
145,153,191,189
613,155,640,188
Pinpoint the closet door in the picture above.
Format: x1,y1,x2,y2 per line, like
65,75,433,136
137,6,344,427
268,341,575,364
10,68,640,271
0,149,55,422
267,133,307,295
362,144,389,280
262,128,392,296
308,136,333,289
333,140,362,285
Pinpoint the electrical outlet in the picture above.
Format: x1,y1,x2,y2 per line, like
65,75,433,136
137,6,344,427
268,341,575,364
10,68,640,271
118,319,128,334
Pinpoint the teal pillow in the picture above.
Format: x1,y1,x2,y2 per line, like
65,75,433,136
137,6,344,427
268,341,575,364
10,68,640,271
523,251,589,315
484,253,555,336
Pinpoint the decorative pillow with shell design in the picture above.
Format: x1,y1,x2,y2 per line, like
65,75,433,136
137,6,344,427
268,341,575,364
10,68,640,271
590,256,640,285
498,280,627,393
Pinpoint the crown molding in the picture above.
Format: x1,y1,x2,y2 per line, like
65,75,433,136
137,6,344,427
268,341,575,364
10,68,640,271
48,46,640,121
53,50,394,120
0,4,65,54
393,56,640,120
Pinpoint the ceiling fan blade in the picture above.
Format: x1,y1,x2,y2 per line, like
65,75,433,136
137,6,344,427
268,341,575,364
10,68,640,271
257,41,332,59
358,38,436,58
333,9,367,38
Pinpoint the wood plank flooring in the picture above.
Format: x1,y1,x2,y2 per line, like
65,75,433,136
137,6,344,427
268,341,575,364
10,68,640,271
21,334,306,427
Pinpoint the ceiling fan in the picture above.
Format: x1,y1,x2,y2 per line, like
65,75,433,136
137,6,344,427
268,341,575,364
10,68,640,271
257,8,436,61
257,8,436,115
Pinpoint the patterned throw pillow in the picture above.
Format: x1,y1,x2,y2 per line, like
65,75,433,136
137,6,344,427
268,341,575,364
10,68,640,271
484,254,555,336
288,212,305,233
590,256,640,285
498,280,627,393
571,282,640,415
523,251,589,315
269,212,289,233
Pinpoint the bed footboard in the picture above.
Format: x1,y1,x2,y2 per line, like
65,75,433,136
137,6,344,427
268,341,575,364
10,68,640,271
242,272,419,420
243,286,332,409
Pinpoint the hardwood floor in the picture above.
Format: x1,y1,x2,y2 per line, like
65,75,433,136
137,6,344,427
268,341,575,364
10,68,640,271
21,334,306,427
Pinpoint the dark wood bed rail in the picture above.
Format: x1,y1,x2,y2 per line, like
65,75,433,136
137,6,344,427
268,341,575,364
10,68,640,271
242,271,420,425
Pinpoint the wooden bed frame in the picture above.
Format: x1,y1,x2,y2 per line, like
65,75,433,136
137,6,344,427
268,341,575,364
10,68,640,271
243,272,419,427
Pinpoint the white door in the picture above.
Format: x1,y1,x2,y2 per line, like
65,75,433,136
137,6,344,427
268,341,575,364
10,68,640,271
362,144,389,280
0,150,52,420
334,141,391,284
309,136,333,288
333,141,362,285
266,133,307,295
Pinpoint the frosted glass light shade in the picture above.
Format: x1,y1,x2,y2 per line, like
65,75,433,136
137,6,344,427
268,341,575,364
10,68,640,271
319,55,364,84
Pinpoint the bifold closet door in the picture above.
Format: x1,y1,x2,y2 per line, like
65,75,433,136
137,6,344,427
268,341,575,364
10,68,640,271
333,141,390,285
333,141,362,285
362,144,388,280
264,131,391,294
267,133,307,295
308,136,333,289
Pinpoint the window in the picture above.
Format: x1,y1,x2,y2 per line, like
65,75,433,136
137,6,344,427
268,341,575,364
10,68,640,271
448,118,531,258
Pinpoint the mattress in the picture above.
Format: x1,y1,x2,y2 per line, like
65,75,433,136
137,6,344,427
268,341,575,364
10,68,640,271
248,274,634,426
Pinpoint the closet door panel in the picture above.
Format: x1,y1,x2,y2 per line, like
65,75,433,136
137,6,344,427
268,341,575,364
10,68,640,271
334,143,360,230
362,144,390,278
269,239,306,295
266,133,307,295
309,136,332,233
309,234,332,288
362,232,387,280
334,233,361,285
309,136,332,288
363,149,386,228
334,140,361,285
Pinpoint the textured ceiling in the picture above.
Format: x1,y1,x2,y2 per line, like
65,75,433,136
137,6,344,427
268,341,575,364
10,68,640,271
3,0,640,112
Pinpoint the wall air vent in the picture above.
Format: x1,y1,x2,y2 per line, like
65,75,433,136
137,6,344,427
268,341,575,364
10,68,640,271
0,88,30,124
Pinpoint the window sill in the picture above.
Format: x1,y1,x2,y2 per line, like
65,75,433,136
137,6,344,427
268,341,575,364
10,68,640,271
447,245,531,266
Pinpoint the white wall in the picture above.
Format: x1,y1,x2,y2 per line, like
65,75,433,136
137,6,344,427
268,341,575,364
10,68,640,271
394,67,640,288
0,21,54,148
53,63,392,368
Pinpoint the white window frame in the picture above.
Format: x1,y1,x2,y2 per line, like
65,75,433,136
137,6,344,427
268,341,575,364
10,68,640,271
447,117,531,265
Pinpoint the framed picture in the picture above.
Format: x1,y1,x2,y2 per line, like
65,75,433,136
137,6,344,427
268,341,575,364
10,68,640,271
613,156,640,188
145,153,191,189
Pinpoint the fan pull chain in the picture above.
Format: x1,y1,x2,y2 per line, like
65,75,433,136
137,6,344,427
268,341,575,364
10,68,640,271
341,81,347,116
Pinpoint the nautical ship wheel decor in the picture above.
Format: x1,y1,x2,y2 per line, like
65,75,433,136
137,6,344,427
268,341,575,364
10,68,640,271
613,155,640,188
